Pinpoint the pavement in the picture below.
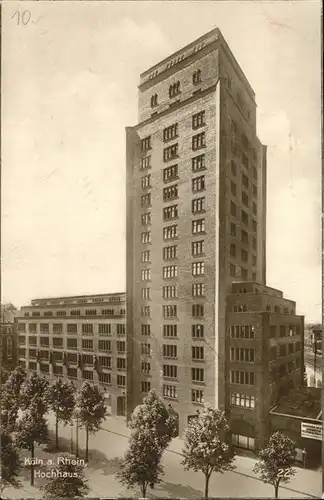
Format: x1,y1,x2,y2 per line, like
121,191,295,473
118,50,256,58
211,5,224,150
3,413,321,499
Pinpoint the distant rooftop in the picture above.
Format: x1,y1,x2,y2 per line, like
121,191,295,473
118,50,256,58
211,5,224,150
270,387,322,421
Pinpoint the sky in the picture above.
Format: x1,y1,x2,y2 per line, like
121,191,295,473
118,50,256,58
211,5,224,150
1,0,321,323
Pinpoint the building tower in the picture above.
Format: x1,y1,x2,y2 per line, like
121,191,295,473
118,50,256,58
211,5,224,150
126,28,267,432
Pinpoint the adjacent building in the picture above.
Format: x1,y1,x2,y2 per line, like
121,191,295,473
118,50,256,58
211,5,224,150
126,28,267,431
16,293,126,415
0,303,18,372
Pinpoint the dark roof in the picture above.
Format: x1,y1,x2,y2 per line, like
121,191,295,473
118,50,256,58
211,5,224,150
270,387,321,420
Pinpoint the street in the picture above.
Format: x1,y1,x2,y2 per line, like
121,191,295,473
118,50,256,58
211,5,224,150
3,413,322,499
304,347,322,387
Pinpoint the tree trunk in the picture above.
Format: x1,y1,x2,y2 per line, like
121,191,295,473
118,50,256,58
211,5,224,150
274,483,279,498
141,482,147,498
85,425,89,462
30,441,34,486
204,472,210,499
55,411,59,449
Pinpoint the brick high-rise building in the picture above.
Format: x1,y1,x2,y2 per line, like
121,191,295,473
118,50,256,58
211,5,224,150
126,28,267,431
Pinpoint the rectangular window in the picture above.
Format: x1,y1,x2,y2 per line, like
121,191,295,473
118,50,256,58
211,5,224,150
230,393,255,409
141,212,151,226
162,286,178,299
253,184,257,197
98,324,111,335
141,136,151,152
141,174,151,190
141,324,151,336
141,288,151,300
230,348,255,362
241,249,248,262
163,305,177,318
192,262,204,276
230,244,236,258
141,269,151,281
192,389,204,403
192,197,205,215
99,340,111,352
82,324,93,335
192,240,204,256
141,381,151,393
99,372,111,384
192,154,205,172
71,310,81,316
82,369,93,380
28,337,37,346
53,324,63,334
163,164,178,183
163,265,178,279
192,283,205,297
141,362,151,374
241,210,248,226
231,161,237,176
163,245,177,261
163,364,178,379
140,155,151,170
117,358,126,370
117,341,126,353
40,337,49,347
163,384,178,399
163,144,178,162
192,111,205,130
163,344,177,358
29,324,37,333
191,367,204,382
241,230,248,244
252,202,257,215
253,166,257,180
163,325,177,338
192,304,204,318
99,356,111,368
56,311,66,317
66,324,77,334
230,370,255,385
231,201,236,217
67,338,78,349
192,132,206,151
44,311,53,317
141,231,151,244
18,323,26,332
192,324,204,339
141,250,151,263
141,306,150,317
192,346,204,360
53,337,63,348
141,193,151,208
141,342,151,355
192,219,205,235
82,339,93,351
231,181,236,197
242,174,249,189
230,223,236,237
82,354,93,365
230,325,255,339
163,185,178,201
163,123,178,142
242,192,249,208
163,205,178,221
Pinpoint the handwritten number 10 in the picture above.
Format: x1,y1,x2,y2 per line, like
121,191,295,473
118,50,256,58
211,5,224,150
12,10,31,26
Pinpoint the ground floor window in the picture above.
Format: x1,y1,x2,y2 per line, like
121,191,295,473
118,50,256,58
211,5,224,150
232,433,255,450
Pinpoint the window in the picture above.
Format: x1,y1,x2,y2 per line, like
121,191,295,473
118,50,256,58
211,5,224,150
242,192,249,208
40,337,49,347
231,201,236,217
192,324,204,339
169,81,180,98
241,230,248,244
71,310,81,316
163,305,177,318
192,304,204,318
151,93,158,108
44,311,53,317
192,219,205,235
117,341,126,353
99,356,111,368
140,324,150,337
280,326,286,337
28,362,37,371
231,181,236,197
141,213,151,228
163,344,177,358
82,354,93,365
18,323,26,332
141,193,151,208
141,250,151,263
163,245,177,261
193,69,201,85
192,176,205,193
40,364,50,373
141,136,151,152
32,311,40,317
53,337,63,348
192,111,205,129
163,286,178,299
163,325,177,338
141,174,152,190
163,163,178,184
117,358,126,370
141,381,151,393
81,339,93,351
67,338,78,349
192,240,204,256
230,371,255,385
163,205,178,220
232,434,255,450
163,365,178,379
231,161,237,176
191,367,204,382
192,283,205,297
163,265,178,279
56,310,66,317
141,362,151,374
192,346,204,360
117,375,126,387
241,210,248,226
230,264,236,277
163,384,177,399
230,223,236,237
242,174,249,189
252,202,257,215
53,324,63,334
252,220,257,233
99,372,111,384
99,324,111,335
82,370,93,380
141,231,151,244
140,156,151,170
19,348,26,357
141,306,150,317
163,184,178,201
253,184,257,197
192,132,206,151
253,166,257,180
192,262,204,276
28,337,37,346
241,249,248,262
28,348,36,358
230,348,255,362
65,324,77,335
230,244,236,258
141,269,151,281
99,340,111,352
230,325,255,339
192,389,204,403
29,324,37,333
163,123,178,142
141,342,151,355
19,336,25,345
82,324,93,335
163,144,178,162
192,154,205,172
141,288,151,300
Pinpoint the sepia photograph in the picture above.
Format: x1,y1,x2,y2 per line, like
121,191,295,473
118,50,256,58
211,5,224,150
1,1,322,499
